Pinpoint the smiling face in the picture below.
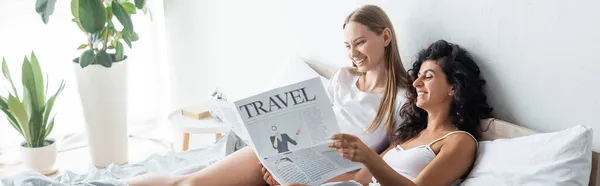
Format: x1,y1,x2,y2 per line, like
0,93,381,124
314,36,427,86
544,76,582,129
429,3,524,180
412,60,454,110
343,21,390,72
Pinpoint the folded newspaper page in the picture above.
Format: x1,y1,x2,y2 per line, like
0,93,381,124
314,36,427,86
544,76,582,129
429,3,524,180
208,77,364,185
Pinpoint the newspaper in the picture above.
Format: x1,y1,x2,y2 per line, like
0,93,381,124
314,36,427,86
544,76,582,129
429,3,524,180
207,77,364,185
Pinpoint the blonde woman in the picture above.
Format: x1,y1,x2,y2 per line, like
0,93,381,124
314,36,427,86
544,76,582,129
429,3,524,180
125,4,409,186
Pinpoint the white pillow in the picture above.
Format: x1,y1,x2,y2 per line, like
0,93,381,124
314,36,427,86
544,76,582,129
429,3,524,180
267,56,330,90
461,125,593,186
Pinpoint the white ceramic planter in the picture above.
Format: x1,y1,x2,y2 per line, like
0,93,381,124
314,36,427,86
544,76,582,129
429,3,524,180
20,139,57,175
73,58,129,168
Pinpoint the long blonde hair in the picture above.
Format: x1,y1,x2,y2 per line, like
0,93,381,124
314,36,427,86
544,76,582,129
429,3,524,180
343,5,409,137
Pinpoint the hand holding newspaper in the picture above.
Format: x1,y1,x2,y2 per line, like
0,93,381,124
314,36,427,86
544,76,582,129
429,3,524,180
207,77,364,186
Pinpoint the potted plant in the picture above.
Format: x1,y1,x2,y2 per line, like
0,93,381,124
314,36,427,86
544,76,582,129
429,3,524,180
0,52,65,175
35,0,149,168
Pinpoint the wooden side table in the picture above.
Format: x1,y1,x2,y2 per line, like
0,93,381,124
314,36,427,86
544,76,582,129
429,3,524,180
168,110,230,151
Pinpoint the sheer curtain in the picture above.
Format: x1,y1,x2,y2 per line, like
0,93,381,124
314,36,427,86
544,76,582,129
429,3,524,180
0,0,170,163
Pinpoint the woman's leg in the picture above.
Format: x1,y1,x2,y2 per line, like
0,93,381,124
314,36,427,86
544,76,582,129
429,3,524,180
179,146,265,185
125,146,265,186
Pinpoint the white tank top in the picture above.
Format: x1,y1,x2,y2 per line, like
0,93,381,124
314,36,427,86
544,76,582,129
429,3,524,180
326,68,407,153
378,131,477,184
321,131,477,186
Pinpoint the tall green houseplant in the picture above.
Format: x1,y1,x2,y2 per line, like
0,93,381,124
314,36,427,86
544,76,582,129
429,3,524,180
0,52,65,148
35,0,149,68
35,0,150,167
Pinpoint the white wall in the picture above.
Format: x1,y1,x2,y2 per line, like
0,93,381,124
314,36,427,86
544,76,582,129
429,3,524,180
164,0,600,150
163,0,397,107
392,0,600,150
0,0,169,157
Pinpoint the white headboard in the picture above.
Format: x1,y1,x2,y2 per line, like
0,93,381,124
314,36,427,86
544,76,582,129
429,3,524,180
304,60,337,80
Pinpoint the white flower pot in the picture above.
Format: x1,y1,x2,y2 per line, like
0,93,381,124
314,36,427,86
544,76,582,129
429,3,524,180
73,57,129,168
20,139,57,175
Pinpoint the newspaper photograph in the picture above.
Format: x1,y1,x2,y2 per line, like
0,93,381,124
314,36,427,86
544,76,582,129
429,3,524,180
208,77,364,185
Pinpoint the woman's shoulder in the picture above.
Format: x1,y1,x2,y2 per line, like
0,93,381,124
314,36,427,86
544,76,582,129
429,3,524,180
442,131,478,151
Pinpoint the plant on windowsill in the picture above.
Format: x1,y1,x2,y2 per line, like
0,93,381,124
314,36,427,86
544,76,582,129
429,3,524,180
0,52,65,175
34,0,150,168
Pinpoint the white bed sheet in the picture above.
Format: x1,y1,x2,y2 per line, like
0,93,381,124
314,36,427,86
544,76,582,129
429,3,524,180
0,131,241,186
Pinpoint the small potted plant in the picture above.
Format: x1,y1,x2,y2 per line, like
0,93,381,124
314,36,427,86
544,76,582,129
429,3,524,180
35,0,149,167
0,52,65,175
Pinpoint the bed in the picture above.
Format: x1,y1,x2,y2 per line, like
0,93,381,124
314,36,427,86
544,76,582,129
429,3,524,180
1,59,596,185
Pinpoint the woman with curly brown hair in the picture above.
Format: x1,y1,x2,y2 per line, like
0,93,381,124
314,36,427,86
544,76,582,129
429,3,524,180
273,40,494,186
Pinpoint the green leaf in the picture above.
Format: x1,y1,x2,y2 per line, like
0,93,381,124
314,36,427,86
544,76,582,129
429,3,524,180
115,31,122,41
77,44,88,50
107,19,115,30
122,30,132,48
95,50,113,67
45,75,48,101
2,58,18,99
22,57,41,117
0,96,7,109
8,95,31,146
116,41,124,61
78,0,106,33
135,0,146,9
108,21,116,36
0,97,21,138
106,5,113,21
123,37,132,48
123,2,137,14
22,77,32,118
29,52,45,110
44,115,55,139
42,81,64,139
79,49,95,68
112,1,134,33
129,32,139,42
29,105,44,147
71,18,87,33
1,107,24,138
36,0,56,24
71,0,79,18
42,81,64,124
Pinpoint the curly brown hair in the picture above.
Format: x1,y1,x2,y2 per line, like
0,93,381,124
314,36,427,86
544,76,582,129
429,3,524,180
393,40,494,144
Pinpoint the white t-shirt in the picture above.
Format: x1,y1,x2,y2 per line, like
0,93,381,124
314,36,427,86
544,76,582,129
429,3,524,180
327,68,407,153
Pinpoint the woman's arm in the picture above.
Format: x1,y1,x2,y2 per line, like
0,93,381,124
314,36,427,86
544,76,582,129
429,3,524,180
330,134,414,186
411,134,476,186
